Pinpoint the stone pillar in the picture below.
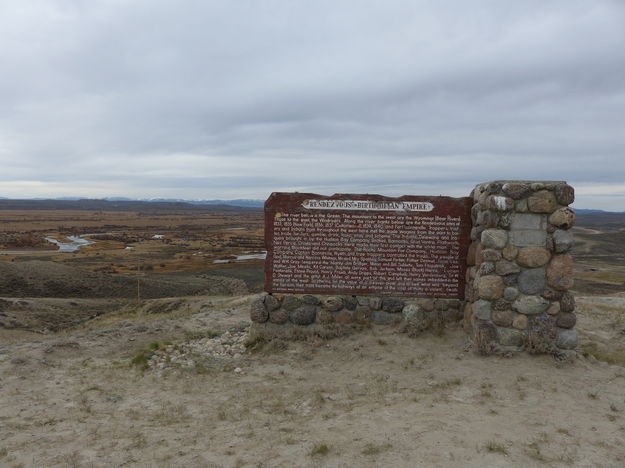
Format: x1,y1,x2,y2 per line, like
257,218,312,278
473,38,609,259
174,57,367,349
465,181,577,355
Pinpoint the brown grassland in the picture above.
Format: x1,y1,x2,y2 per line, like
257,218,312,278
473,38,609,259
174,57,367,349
0,207,264,275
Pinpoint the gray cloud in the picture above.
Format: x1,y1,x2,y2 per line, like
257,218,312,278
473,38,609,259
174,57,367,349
1,0,624,208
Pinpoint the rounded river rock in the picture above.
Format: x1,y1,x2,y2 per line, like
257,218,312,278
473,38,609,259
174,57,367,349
289,305,317,325
269,308,289,324
518,268,546,295
250,299,268,323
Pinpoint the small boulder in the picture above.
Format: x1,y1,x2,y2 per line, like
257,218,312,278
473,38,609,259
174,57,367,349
334,310,353,324
553,230,574,253
477,275,505,300
518,268,547,295
282,296,302,312
513,295,550,315
321,296,344,312
547,302,560,315
516,247,551,268
512,314,528,330
556,328,578,350
482,249,502,262
250,298,268,323
502,245,519,261
478,210,500,228
492,298,511,311
503,273,519,286
402,303,422,322
504,286,519,302
343,296,358,310
560,292,575,312
489,196,514,212
316,309,334,324
263,295,281,311
502,182,531,199
269,308,289,324
515,199,529,212
473,300,491,320
497,327,525,347
372,310,399,325
289,305,317,325
496,260,521,275
479,262,495,275
556,312,576,329
547,255,574,291
554,183,575,205
549,207,575,229
301,295,320,305
382,298,405,313
353,305,372,323
528,190,558,213
542,288,563,301
481,229,508,249
492,309,513,327
356,297,370,307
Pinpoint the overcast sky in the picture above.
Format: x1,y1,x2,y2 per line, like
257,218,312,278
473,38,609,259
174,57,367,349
1,1,624,209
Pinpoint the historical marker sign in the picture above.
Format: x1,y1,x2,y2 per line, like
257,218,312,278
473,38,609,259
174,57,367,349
264,193,472,298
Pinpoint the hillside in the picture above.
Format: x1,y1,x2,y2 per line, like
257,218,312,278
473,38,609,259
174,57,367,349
0,260,247,300
0,199,261,212
575,211,625,231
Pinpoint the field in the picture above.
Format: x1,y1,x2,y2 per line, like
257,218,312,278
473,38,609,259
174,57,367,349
1,202,625,467
0,200,265,276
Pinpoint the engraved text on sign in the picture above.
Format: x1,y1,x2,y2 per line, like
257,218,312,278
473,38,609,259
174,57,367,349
264,193,472,298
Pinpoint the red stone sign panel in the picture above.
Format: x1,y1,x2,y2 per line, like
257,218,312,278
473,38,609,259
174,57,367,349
264,193,472,298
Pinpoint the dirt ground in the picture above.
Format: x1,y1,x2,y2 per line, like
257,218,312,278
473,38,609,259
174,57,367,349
1,294,624,468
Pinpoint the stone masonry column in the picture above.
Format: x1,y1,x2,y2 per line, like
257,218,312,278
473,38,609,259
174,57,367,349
465,181,577,355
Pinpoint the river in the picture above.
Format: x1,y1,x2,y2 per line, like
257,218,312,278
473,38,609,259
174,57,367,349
0,234,99,255
213,251,267,263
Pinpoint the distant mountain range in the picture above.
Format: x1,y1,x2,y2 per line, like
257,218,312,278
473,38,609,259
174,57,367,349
575,208,625,214
0,197,264,208
0,197,621,212
105,197,264,208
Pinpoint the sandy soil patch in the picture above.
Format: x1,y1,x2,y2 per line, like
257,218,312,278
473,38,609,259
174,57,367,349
1,295,624,467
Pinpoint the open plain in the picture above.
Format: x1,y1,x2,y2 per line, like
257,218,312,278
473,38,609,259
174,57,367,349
1,202,625,467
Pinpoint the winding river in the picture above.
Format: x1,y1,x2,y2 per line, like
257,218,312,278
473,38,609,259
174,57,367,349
213,251,267,263
0,234,99,255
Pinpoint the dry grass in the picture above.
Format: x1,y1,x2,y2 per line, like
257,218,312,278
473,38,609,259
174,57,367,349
580,342,625,367
485,440,508,455
244,323,354,353
309,443,330,457
0,207,264,276
362,442,393,456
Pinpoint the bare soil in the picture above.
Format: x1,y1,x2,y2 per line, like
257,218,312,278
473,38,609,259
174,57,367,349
1,294,624,467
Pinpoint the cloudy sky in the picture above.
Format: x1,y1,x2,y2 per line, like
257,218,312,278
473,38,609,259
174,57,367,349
1,1,624,209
